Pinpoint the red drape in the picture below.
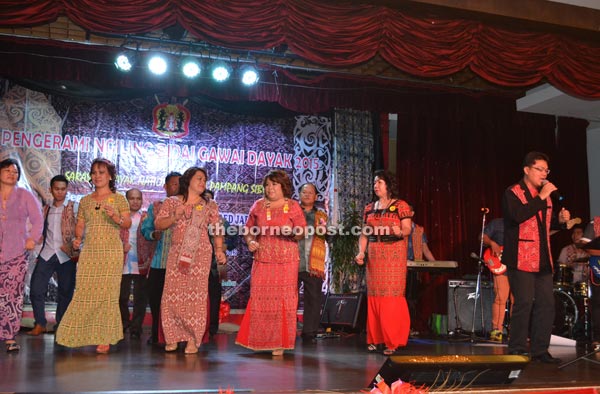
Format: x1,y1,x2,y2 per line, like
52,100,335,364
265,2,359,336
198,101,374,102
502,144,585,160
0,36,501,113
1,0,600,98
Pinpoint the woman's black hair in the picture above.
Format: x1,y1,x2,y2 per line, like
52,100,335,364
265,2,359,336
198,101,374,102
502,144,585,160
90,158,117,193
373,169,398,200
178,167,209,203
0,158,21,181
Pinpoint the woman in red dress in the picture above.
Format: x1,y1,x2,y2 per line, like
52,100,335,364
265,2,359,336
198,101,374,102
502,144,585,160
236,169,306,356
355,170,412,355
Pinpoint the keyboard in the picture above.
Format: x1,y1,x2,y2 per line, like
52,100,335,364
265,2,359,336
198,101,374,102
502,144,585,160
407,260,458,272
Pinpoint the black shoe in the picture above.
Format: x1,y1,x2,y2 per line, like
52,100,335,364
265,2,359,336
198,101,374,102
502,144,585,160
301,333,317,343
531,352,561,364
508,350,529,357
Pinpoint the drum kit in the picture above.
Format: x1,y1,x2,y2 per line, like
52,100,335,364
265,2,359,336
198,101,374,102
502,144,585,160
552,258,591,340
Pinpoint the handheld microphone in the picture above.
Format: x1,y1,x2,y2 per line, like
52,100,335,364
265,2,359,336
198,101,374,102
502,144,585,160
480,207,489,214
541,180,564,201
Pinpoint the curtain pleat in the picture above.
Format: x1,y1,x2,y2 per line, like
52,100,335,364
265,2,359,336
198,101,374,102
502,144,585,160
0,0,599,98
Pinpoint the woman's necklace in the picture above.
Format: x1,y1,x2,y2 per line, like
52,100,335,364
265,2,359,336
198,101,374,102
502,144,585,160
376,199,393,230
265,198,289,221
376,199,392,211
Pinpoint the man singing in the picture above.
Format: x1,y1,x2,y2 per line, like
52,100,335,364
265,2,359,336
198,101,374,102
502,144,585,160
503,151,570,364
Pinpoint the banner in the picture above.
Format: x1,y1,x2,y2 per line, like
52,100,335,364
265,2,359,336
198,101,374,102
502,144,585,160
0,83,333,308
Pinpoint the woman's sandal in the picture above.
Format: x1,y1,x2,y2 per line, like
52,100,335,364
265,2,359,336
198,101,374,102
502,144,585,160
367,344,378,352
165,343,178,352
184,341,198,354
271,349,284,356
6,342,20,353
96,344,110,354
383,348,397,356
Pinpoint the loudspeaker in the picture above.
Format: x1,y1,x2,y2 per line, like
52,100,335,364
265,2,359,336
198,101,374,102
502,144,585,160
320,293,366,330
447,280,494,334
370,354,528,389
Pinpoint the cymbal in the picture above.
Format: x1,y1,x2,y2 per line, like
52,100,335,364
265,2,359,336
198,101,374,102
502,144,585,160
582,237,600,250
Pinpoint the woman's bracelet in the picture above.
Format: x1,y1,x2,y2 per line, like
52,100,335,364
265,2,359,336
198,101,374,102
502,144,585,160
113,214,123,226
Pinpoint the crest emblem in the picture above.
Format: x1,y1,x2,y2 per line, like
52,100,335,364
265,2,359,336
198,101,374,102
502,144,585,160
152,103,191,138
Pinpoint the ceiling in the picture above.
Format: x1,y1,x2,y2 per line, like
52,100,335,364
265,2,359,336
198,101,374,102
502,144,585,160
0,0,599,118
517,84,600,122
548,0,600,10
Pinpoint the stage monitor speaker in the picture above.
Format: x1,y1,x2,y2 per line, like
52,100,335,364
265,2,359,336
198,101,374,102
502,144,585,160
447,280,494,335
370,354,529,389
320,293,366,330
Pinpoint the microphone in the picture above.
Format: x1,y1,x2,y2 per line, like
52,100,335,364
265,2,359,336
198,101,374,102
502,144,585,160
470,252,485,263
480,207,489,214
541,180,564,201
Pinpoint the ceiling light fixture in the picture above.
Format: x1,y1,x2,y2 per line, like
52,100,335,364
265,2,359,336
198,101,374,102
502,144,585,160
147,53,168,76
181,57,201,78
240,64,259,86
211,60,231,82
114,52,135,72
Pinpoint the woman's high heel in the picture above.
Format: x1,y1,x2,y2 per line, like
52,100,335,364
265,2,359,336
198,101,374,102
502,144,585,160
96,344,110,354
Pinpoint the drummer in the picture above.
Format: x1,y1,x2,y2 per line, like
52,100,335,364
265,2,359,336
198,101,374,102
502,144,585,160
557,225,589,283
581,217,600,348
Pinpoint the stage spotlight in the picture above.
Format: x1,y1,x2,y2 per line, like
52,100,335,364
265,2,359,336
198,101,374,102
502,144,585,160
240,65,259,86
147,54,168,76
114,52,134,72
181,57,201,79
211,60,231,82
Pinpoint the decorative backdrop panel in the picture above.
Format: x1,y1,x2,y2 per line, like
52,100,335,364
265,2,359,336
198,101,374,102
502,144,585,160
0,82,333,309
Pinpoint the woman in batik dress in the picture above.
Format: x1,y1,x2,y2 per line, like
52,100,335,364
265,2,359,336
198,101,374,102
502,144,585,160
355,170,412,355
56,158,131,354
236,169,306,356
0,158,43,352
155,167,225,354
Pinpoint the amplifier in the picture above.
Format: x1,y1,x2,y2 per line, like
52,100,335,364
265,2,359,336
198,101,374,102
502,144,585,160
447,280,494,334
320,293,366,331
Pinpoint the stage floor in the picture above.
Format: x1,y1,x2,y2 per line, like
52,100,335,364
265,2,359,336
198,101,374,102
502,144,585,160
1,327,600,394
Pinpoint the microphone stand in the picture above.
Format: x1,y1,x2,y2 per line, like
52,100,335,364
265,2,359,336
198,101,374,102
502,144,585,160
468,208,489,342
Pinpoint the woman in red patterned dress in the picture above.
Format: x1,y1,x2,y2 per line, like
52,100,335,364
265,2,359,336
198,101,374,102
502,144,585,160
355,170,412,355
155,167,226,354
236,169,306,356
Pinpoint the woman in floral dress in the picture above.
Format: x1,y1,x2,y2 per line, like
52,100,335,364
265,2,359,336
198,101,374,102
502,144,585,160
155,167,225,354
56,158,131,354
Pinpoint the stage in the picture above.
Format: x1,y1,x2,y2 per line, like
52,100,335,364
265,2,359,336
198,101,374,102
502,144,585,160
2,325,600,394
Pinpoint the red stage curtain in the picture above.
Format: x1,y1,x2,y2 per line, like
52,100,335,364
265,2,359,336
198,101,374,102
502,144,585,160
1,1,600,98
0,36,488,113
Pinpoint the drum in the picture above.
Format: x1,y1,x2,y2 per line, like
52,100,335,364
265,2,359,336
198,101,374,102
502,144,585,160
552,289,578,338
574,281,589,298
553,264,573,288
